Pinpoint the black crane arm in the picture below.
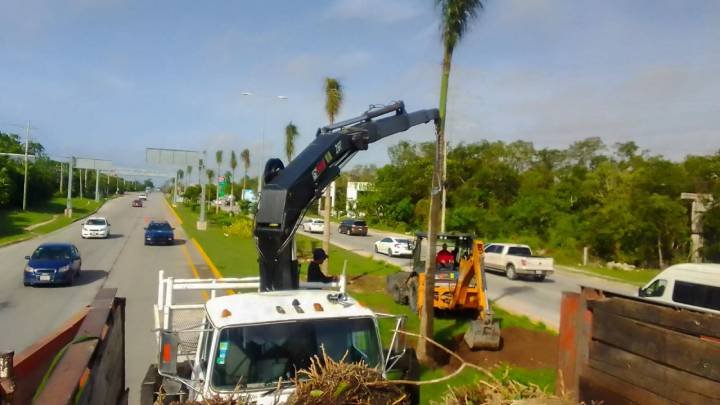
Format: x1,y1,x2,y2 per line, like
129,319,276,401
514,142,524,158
254,101,439,291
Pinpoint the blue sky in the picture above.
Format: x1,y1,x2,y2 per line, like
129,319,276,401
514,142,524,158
1,0,719,181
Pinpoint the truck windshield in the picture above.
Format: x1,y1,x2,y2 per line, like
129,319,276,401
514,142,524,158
211,317,380,390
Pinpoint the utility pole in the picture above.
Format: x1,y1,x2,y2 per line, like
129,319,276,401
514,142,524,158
59,162,64,193
79,166,83,200
198,153,207,230
22,121,30,211
94,169,100,201
65,157,74,217
681,193,714,263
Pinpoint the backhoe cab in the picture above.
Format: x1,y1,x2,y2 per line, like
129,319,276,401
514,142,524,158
386,233,501,350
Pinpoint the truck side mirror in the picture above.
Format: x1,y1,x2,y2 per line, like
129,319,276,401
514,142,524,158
158,331,179,375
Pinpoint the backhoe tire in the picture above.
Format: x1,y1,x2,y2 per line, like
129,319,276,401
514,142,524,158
407,277,419,312
506,264,517,280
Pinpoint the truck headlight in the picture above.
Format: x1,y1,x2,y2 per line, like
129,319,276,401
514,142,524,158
58,265,70,272
24,266,34,273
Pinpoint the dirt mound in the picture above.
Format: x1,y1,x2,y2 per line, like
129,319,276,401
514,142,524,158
450,327,558,370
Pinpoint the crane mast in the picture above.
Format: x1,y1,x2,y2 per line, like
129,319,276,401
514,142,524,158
254,101,439,291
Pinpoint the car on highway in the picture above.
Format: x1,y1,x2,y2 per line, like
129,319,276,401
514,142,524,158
638,263,720,314
132,199,143,207
144,220,175,245
23,243,82,286
483,243,554,281
338,219,368,236
81,217,110,239
302,218,325,233
374,237,413,257
139,193,148,201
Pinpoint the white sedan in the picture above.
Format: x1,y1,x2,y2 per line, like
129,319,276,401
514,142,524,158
81,217,110,239
374,237,413,257
302,219,325,233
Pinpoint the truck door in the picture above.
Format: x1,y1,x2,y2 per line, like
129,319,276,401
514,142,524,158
484,244,502,270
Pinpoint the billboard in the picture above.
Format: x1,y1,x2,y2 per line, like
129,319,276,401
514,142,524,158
74,158,112,170
145,148,199,166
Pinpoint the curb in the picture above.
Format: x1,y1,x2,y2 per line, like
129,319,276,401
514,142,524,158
0,198,111,248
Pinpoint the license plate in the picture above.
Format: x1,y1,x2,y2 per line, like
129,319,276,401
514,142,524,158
40,275,51,281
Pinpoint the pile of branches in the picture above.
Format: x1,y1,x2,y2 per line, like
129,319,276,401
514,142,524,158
438,369,577,405
288,351,410,405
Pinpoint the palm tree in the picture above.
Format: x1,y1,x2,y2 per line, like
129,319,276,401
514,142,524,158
322,77,343,270
215,150,223,213
418,0,484,363
230,150,238,210
240,148,250,201
206,169,215,186
186,165,192,188
284,122,299,163
177,168,184,194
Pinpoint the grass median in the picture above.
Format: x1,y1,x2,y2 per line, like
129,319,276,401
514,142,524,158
171,202,558,403
0,196,107,246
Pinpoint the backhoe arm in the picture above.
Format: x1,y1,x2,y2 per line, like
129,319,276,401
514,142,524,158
254,101,439,291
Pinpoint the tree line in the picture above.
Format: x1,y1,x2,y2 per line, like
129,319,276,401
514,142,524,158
1,131,146,210
356,137,720,266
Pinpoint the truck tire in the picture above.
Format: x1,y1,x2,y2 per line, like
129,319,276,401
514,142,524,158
534,274,546,282
387,248,393,257
407,277,419,312
506,264,517,280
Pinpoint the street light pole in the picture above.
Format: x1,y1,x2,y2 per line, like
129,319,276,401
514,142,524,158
95,168,100,201
22,121,30,211
240,92,288,197
197,152,207,230
65,157,74,217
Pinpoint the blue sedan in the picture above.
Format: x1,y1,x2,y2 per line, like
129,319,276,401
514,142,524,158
24,243,82,286
144,221,175,245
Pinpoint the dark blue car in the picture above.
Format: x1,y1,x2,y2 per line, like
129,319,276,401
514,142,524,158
24,243,82,286
144,221,175,245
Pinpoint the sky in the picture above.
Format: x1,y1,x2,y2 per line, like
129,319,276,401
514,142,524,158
1,0,719,181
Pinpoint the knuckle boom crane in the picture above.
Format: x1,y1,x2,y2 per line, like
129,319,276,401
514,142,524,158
254,101,439,291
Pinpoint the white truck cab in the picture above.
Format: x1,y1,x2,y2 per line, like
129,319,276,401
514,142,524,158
638,263,720,315
148,271,414,404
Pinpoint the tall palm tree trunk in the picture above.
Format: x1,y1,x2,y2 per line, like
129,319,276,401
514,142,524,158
418,47,452,363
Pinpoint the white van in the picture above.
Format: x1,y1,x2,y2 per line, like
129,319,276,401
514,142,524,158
638,263,720,314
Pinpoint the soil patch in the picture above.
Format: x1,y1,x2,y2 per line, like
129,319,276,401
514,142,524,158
347,274,385,294
446,327,558,370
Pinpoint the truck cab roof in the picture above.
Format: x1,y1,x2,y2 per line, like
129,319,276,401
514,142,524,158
205,290,374,328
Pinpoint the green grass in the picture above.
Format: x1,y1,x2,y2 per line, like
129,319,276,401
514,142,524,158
172,202,557,403
555,262,660,286
0,196,106,245
172,203,257,277
419,365,557,404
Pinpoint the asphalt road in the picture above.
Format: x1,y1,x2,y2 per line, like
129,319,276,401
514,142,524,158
0,192,196,404
299,223,636,328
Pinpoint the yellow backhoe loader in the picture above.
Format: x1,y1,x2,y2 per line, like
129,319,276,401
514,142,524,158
386,233,501,350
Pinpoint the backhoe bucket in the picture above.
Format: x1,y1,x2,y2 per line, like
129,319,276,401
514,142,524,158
464,318,501,350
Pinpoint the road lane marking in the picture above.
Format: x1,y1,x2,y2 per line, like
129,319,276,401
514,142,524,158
191,238,223,279
163,197,183,225
191,238,234,295
181,244,209,301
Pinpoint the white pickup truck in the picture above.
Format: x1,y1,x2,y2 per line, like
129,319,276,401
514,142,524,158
142,270,418,404
483,243,554,281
